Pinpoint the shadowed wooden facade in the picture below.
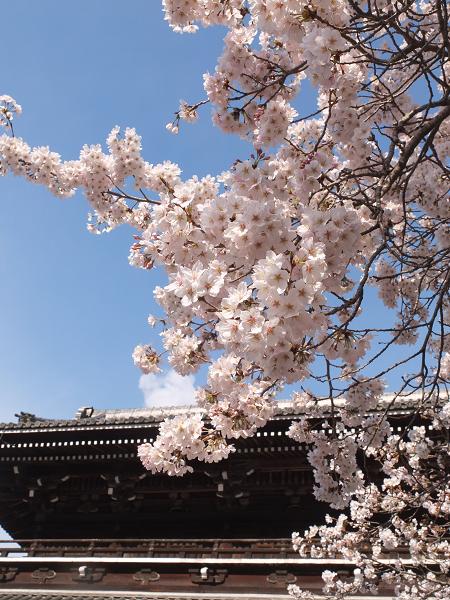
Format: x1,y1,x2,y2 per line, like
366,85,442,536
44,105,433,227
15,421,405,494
0,399,421,598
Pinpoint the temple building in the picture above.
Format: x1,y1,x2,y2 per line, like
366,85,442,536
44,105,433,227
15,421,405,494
0,398,416,599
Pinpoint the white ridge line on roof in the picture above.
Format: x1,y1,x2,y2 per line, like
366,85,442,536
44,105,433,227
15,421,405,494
0,392,436,434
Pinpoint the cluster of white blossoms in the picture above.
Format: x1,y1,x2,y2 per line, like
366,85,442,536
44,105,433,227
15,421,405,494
1,1,449,598
287,382,388,509
0,95,22,131
138,413,233,475
289,420,450,599
132,344,161,375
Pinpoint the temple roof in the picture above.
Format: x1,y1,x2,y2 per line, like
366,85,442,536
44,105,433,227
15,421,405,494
0,393,431,433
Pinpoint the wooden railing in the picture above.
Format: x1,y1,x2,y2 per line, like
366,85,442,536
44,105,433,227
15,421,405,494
0,537,298,559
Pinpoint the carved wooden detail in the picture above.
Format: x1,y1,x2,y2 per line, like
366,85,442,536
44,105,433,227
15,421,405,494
71,565,106,583
267,570,297,584
189,567,228,584
133,568,161,584
0,566,18,582
31,567,56,583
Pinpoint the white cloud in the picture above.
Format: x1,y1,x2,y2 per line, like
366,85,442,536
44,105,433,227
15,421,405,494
139,369,197,408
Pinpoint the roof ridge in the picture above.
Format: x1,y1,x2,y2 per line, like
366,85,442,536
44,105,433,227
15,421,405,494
0,392,444,432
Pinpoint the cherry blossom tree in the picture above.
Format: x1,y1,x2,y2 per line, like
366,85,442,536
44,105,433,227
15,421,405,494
1,1,449,598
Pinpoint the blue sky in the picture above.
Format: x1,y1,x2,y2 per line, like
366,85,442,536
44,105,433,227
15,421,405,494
0,1,249,422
